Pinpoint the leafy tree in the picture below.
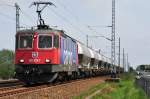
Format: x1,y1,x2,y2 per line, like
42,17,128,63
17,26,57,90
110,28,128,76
0,49,15,79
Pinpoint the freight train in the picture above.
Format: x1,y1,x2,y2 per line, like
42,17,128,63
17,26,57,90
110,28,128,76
14,1,122,84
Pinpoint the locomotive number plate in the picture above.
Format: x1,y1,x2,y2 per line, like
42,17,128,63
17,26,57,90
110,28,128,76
29,59,41,63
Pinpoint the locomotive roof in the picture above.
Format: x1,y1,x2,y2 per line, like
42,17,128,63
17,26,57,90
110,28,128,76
16,28,77,42
16,28,63,34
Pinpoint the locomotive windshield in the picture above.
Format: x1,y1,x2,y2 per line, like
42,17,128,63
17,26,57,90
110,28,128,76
19,35,33,48
38,35,52,48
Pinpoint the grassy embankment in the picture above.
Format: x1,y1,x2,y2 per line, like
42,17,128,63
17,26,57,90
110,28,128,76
73,73,148,99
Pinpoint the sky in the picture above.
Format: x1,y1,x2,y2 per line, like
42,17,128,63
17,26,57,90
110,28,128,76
0,0,150,69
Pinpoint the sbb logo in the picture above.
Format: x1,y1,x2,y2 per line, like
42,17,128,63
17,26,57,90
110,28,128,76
32,52,38,58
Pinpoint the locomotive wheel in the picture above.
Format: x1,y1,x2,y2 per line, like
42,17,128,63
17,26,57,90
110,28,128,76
48,73,58,83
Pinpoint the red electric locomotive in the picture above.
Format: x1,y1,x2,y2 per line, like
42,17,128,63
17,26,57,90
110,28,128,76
15,27,78,84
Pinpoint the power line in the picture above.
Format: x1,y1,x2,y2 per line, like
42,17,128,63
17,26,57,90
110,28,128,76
50,0,104,39
0,3,31,28
0,12,16,21
86,26,111,38
0,3,14,7
50,0,93,35
51,0,79,21
49,7,85,34
52,0,111,36
0,11,30,28
5,2,36,27
87,25,112,28
87,26,100,34
20,9,35,23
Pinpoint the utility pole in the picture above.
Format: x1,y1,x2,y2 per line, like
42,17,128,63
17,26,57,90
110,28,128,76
15,3,20,32
127,54,129,72
86,35,88,47
111,0,116,75
123,48,125,72
118,37,120,77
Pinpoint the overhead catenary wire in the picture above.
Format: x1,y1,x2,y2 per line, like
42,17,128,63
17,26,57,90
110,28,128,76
49,0,103,39
0,11,30,28
49,0,93,35
87,25,112,28
52,0,110,36
86,26,110,39
54,0,111,39
20,9,36,23
0,3,15,7
50,0,79,21
0,12,16,21
0,1,36,25
49,7,85,34
87,26,100,34
0,2,31,28
0,2,15,21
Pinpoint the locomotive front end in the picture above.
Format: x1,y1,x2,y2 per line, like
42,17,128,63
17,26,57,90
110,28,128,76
15,30,60,84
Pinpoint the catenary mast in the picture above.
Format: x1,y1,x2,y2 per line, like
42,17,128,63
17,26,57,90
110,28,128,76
111,0,116,75
15,3,20,32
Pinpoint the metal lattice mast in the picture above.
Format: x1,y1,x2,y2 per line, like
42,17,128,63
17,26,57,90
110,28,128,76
111,0,116,73
15,3,20,32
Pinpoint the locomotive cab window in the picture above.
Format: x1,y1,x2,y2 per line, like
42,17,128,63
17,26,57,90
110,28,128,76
38,35,52,48
19,35,32,48
15,36,18,49
54,35,59,48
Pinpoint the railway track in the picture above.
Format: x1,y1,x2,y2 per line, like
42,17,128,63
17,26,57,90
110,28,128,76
0,80,23,87
0,76,108,98
0,80,24,97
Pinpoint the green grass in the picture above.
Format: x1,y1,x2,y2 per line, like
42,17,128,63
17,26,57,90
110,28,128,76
73,73,148,99
72,83,107,99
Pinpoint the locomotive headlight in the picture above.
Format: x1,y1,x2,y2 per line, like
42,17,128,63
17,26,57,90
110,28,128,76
19,59,24,63
33,35,37,38
45,59,50,63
